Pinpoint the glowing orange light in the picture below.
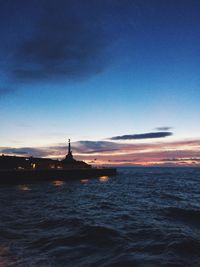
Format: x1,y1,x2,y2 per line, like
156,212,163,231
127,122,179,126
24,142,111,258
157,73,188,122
31,163,36,169
0,245,10,266
99,176,109,182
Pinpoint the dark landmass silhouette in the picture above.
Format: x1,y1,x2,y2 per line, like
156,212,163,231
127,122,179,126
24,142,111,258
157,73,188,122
0,139,116,184
0,139,90,170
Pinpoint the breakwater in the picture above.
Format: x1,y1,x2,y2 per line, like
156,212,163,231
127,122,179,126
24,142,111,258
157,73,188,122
0,168,117,184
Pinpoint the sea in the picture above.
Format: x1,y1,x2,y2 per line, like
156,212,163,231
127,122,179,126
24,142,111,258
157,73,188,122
0,167,200,267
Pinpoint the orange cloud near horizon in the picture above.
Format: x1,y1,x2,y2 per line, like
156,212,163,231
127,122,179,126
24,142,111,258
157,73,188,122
72,139,200,167
2,138,200,167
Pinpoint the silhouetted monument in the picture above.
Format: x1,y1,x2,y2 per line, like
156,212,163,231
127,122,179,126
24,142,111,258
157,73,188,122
61,139,90,168
63,139,74,162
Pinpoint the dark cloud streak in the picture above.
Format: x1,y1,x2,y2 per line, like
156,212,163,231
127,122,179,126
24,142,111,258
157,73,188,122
162,157,200,162
110,132,173,140
11,0,125,82
155,127,172,131
73,141,124,154
3,0,143,84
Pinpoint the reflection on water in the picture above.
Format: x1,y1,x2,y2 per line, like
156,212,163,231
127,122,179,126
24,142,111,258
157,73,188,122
18,185,31,191
0,257,8,267
99,176,109,183
80,179,89,184
0,245,10,267
52,180,65,187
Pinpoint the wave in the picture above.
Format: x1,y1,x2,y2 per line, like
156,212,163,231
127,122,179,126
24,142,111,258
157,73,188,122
29,224,121,251
167,237,200,255
0,229,25,240
1,167,200,267
37,217,83,229
166,207,200,225
77,224,121,246
160,193,182,200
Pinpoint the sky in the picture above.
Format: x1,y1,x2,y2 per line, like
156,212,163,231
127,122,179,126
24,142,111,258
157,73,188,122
0,0,200,166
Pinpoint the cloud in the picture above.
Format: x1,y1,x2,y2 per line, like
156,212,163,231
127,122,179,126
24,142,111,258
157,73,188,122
11,1,119,82
0,147,49,157
0,140,148,158
110,131,173,140
162,158,200,162
155,127,172,131
72,141,124,154
1,138,200,166
2,0,142,84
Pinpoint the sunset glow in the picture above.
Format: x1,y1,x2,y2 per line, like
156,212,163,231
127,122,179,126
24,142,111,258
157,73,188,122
0,1,199,167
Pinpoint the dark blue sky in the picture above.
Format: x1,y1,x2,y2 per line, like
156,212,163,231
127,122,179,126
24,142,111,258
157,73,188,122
0,0,200,165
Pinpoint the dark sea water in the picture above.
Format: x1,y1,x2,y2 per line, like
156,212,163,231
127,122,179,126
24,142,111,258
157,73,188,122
0,167,200,267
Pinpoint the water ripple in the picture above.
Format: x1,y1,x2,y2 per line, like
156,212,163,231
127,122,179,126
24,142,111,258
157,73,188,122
0,167,200,266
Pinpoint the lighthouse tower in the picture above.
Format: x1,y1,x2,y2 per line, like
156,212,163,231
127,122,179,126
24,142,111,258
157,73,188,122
61,138,91,168
65,139,74,161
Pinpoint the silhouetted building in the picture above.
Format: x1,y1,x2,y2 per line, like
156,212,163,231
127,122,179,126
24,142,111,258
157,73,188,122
0,139,91,170
0,155,58,170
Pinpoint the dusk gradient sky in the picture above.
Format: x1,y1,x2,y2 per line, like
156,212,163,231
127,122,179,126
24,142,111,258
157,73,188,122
0,0,200,166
